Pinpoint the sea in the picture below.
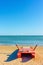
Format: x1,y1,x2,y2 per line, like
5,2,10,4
0,35,43,46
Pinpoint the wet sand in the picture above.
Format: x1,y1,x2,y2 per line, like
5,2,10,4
0,46,43,65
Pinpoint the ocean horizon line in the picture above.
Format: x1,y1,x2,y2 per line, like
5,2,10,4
0,35,43,36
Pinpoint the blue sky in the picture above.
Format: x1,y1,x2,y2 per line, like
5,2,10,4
0,0,43,35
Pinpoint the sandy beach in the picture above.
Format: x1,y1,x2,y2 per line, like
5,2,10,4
0,45,43,65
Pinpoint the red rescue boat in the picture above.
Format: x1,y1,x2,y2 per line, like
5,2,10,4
16,44,37,58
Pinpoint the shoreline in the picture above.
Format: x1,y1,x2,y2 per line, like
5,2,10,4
0,44,43,46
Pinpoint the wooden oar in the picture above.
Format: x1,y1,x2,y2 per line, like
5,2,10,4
33,44,37,50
